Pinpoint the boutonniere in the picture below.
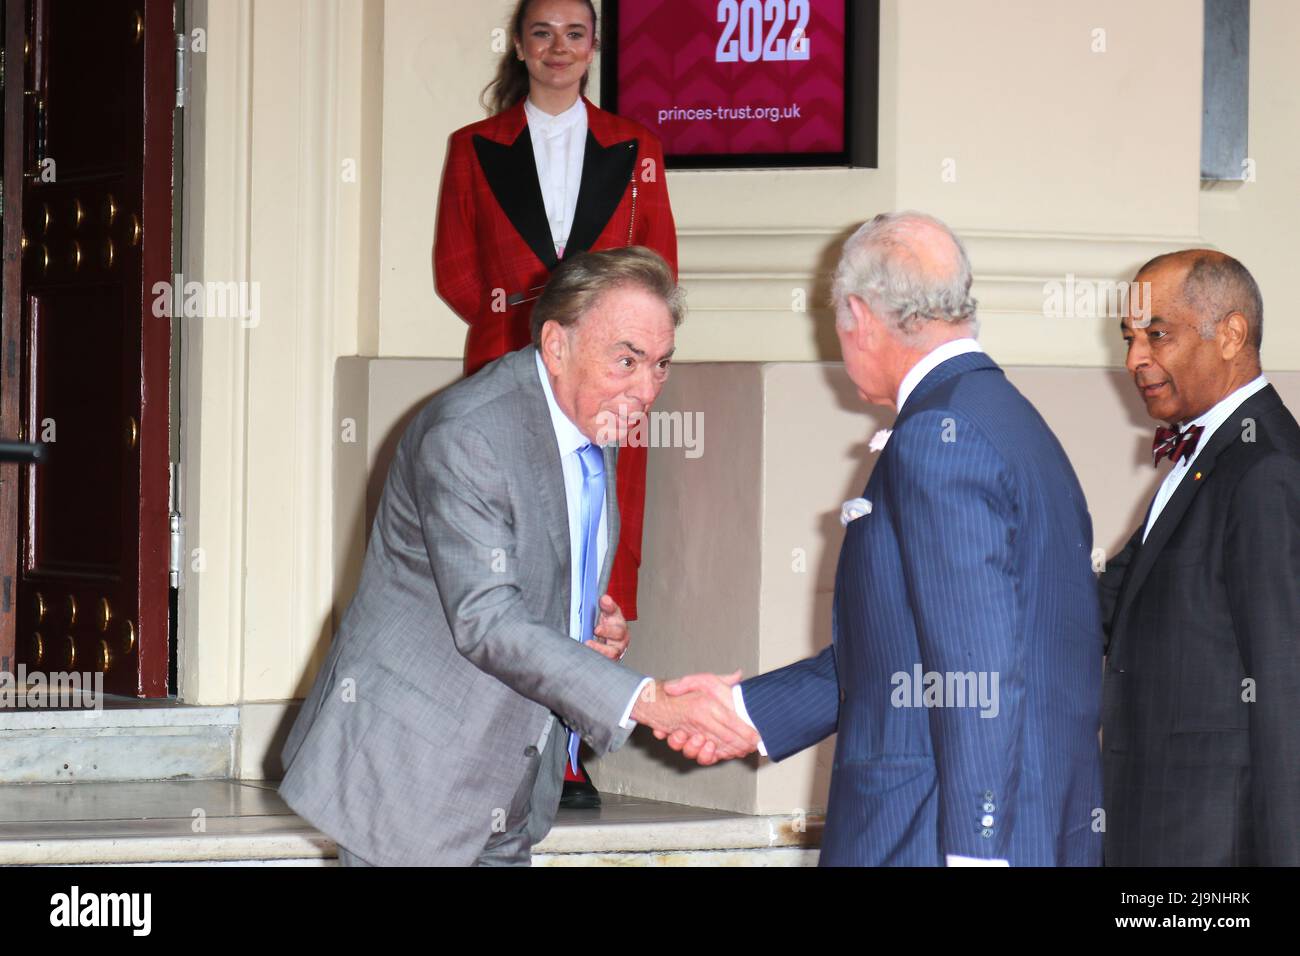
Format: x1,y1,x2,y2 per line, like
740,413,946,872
869,428,893,453
840,497,873,527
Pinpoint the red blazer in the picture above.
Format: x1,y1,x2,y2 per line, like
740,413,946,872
434,96,678,375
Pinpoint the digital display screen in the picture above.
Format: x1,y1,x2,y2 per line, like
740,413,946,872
606,0,854,167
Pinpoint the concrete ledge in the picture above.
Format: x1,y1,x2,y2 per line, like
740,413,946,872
3,830,332,866
0,707,238,784
534,811,823,855
0,705,239,731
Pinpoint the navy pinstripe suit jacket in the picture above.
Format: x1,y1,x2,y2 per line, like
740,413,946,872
743,352,1104,866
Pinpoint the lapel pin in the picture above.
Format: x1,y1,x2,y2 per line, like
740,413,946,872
1194,471,1203,480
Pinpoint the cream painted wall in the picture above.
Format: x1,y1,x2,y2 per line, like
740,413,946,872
894,1,1202,238
180,0,385,705
377,0,517,359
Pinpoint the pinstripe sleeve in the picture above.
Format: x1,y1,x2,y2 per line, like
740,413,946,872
739,644,839,762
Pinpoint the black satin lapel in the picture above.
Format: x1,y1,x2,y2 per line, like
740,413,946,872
473,129,558,271
566,132,638,255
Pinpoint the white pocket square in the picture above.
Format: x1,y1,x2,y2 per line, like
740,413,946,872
840,497,873,527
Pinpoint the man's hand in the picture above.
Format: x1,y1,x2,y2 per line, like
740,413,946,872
631,675,758,765
586,594,629,661
657,671,750,764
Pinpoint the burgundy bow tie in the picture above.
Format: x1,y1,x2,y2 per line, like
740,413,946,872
1152,423,1204,467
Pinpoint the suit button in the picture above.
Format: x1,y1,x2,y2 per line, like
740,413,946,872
983,791,994,801
980,828,993,839
982,802,995,813
981,814,995,828
524,745,538,757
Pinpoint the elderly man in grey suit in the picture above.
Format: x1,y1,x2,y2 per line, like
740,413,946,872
280,247,758,866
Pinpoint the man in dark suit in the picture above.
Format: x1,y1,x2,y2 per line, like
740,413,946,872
663,212,1104,866
1101,249,1300,866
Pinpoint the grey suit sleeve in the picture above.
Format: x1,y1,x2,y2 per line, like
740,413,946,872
414,422,646,755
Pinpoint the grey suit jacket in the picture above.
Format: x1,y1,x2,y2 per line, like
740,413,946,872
279,346,646,865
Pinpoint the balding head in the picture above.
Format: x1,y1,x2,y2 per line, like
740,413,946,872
832,211,978,343
1122,248,1263,424
1136,249,1263,350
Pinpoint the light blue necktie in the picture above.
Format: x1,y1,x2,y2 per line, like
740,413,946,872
568,443,605,774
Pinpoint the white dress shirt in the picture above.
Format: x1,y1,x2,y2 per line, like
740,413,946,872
1142,375,1269,542
734,336,1006,865
535,352,648,746
524,97,587,258
895,338,984,412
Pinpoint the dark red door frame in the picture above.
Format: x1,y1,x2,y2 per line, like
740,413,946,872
0,0,27,676
135,0,174,696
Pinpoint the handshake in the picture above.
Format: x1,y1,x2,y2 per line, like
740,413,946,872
589,597,759,765
629,671,760,765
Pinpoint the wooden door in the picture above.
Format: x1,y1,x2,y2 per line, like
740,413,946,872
0,0,173,696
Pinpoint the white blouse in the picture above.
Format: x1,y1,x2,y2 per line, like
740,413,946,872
523,97,588,258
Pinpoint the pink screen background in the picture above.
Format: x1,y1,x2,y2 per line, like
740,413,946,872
615,0,847,157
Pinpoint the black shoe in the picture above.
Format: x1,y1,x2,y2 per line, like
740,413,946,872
559,763,602,809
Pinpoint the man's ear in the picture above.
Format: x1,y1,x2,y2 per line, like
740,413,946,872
847,295,874,350
1218,311,1249,361
539,320,568,373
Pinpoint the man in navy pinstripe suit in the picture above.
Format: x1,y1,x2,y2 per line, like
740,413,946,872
662,212,1104,866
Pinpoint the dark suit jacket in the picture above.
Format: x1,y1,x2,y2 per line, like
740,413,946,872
1100,383,1300,865
743,353,1104,866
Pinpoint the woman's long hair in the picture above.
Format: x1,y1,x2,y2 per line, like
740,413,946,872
482,0,599,116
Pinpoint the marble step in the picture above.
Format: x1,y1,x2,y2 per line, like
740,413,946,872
0,781,821,866
0,699,238,784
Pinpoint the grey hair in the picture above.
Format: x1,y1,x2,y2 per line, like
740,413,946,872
531,246,685,346
831,211,978,340
1136,249,1263,349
